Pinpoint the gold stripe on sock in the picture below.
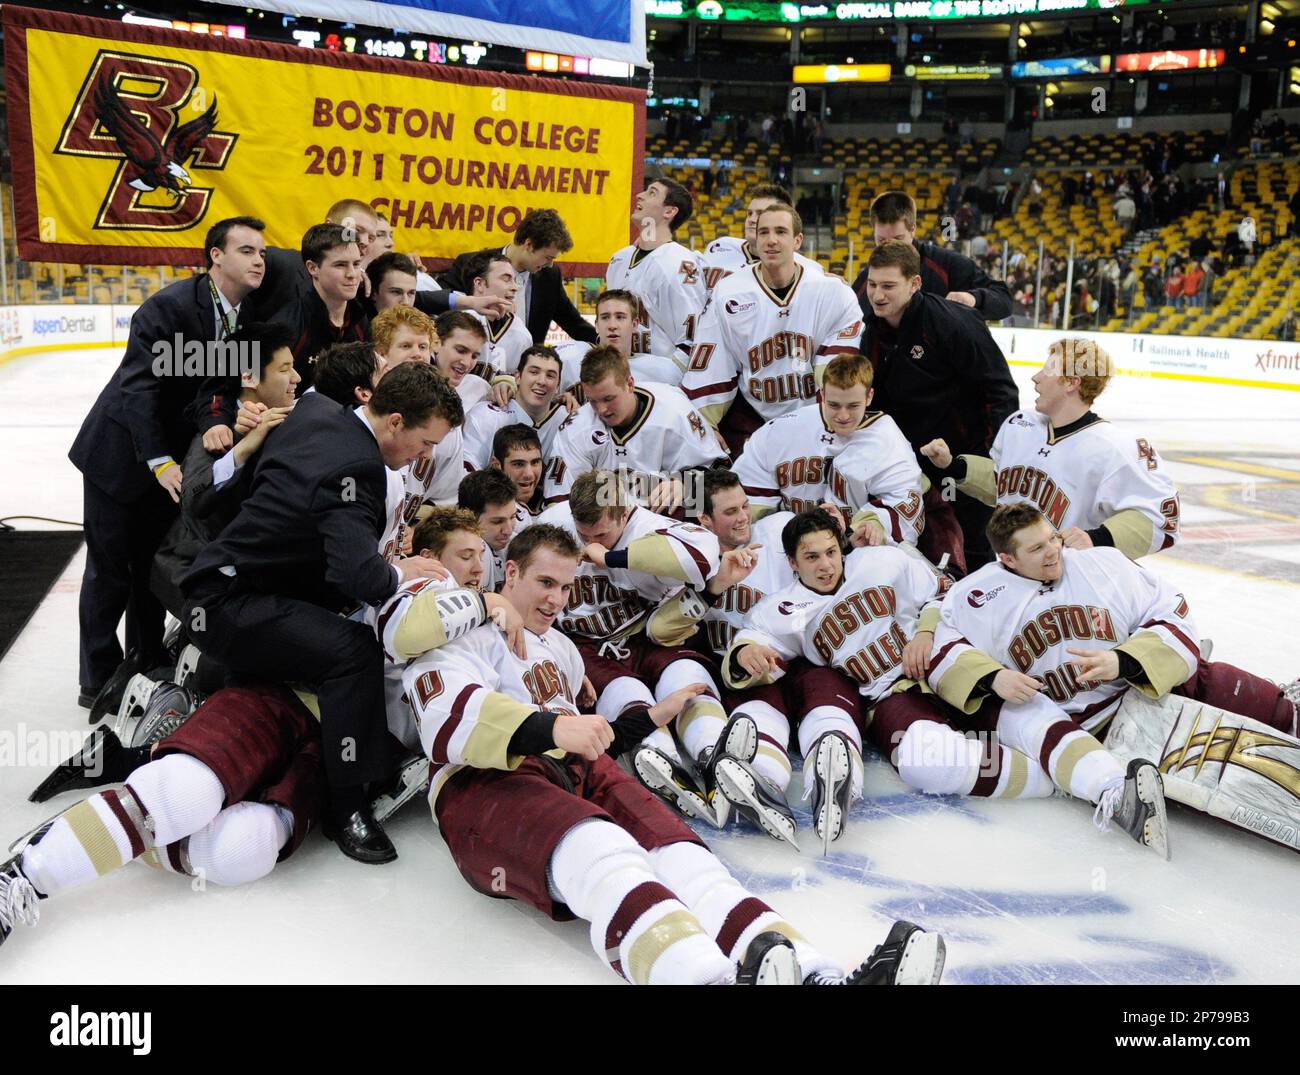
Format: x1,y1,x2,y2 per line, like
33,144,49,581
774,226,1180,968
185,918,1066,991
999,751,1029,799
767,919,809,946
65,801,125,876
757,743,793,774
676,699,726,743
140,849,164,871
1054,735,1104,795
626,909,709,986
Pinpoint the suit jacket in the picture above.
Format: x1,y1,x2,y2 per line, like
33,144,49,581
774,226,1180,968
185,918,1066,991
852,241,1014,322
70,274,223,501
439,247,598,345
183,393,396,612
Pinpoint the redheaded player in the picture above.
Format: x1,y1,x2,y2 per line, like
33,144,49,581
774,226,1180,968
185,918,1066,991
682,205,862,454
606,179,708,360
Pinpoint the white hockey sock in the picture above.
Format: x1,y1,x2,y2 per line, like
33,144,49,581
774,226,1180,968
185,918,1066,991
655,660,726,765
648,841,840,980
641,726,683,763
896,721,1055,799
547,819,732,985
734,700,793,792
798,707,864,802
20,753,224,897
995,695,1123,801
146,802,292,886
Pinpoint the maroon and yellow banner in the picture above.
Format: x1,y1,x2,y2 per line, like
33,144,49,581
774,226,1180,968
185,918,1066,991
2,5,644,271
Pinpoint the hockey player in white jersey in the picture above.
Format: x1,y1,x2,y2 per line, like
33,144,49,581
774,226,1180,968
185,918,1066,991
733,351,924,551
921,338,1180,559
461,250,533,382
537,470,748,825
433,310,495,412
925,503,1299,857
461,345,569,471
459,468,528,592
723,510,950,852
606,178,708,360
544,346,727,512
359,522,946,985
701,182,824,292
489,425,546,517
683,204,863,454
694,472,865,846
376,307,470,521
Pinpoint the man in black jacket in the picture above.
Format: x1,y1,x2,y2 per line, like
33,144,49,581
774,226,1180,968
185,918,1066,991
181,362,460,863
858,240,1020,576
851,191,1013,322
151,322,300,616
69,215,267,707
439,208,598,345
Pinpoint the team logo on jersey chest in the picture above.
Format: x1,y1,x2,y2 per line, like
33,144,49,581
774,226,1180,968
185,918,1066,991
725,298,756,315
966,586,1005,608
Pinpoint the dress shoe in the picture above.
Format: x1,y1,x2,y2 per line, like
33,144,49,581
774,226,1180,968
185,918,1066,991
324,808,397,865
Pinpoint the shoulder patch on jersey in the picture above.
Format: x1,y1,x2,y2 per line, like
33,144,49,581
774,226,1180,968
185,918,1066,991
965,585,1005,609
688,411,707,438
559,413,579,431
724,298,757,315
837,320,863,339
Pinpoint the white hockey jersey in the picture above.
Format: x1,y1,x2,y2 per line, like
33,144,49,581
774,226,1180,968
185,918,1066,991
605,241,708,359
399,607,585,810
956,410,1181,559
403,424,467,523
701,236,823,293
553,339,687,388
380,467,409,563
542,383,724,505
456,372,492,412
468,309,532,381
682,264,863,427
726,544,948,703
929,547,1201,733
827,413,926,547
537,500,720,643
701,511,796,658
461,398,568,471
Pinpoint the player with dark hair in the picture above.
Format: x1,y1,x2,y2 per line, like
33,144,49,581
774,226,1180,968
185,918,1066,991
702,183,822,292
459,468,527,591
490,424,547,516
366,251,420,313
462,347,568,474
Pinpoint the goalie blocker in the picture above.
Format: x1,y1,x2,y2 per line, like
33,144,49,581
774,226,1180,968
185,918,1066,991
1107,691,1300,853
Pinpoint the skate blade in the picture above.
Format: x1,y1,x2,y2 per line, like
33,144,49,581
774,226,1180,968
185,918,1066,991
370,758,431,824
755,945,801,985
1136,765,1171,861
28,728,119,803
895,931,947,986
815,737,850,857
716,760,800,850
635,753,720,827
722,716,758,766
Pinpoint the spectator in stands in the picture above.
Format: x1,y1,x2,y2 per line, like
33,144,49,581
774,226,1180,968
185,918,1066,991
1165,264,1185,309
1114,189,1136,236
69,216,267,710
1080,171,1096,210
1188,232,1212,262
1182,260,1204,310
1289,187,1300,238
1120,260,1138,322
958,118,974,146
1281,309,1297,342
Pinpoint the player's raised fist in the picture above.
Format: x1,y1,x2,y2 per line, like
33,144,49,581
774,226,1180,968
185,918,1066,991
1060,526,1094,550
919,439,953,469
553,712,615,760
992,668,1044,703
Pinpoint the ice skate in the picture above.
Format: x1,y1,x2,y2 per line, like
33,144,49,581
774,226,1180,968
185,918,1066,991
807,731,853,856
633,745,724,827
370,753,431,823
806,920,946,985
714,756,799,849
736,930,801,985
0,854,41,950
1094,758,1170,860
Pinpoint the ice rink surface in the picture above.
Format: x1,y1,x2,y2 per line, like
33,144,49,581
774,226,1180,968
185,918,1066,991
0,344,1297,985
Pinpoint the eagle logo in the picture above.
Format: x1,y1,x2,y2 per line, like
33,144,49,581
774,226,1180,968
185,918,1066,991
688,411,707,438
93,77,219,194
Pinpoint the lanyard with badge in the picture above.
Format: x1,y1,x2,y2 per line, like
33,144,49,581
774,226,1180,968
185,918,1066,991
209,276,237,339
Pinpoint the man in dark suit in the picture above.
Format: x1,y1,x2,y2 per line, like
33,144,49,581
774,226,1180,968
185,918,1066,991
851,190,1013,322
181,362,461,863
69,215,267,708
439,208,599,345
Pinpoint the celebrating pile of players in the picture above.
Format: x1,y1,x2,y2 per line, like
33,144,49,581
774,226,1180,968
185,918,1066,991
4,182,1298,988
